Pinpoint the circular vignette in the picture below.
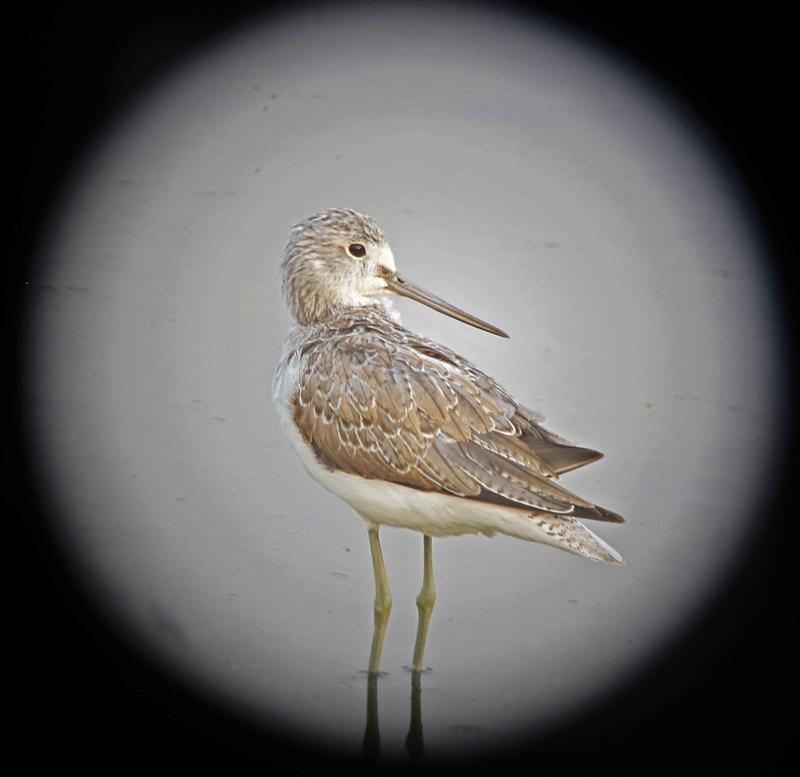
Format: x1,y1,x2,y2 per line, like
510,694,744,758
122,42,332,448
11,1,796,771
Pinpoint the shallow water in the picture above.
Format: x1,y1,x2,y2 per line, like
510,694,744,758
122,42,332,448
25,3,781,761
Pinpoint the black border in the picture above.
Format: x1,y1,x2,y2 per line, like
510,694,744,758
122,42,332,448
7,2,797,772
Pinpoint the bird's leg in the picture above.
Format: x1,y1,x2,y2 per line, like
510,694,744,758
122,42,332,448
368,526,392,674
411,535,436,671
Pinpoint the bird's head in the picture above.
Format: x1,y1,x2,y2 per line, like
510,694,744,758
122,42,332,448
280,207,507,337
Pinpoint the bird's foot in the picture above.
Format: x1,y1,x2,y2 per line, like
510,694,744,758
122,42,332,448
355,669,389,679
403,664,433,674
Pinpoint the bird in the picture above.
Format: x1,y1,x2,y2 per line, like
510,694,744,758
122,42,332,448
272,207,624,674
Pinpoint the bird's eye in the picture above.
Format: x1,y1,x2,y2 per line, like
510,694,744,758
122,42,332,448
347,243,367,258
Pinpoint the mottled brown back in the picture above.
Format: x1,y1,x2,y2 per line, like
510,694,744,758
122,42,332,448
291,309,623,522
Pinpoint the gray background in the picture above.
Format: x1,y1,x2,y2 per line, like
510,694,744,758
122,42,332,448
27,3,780,757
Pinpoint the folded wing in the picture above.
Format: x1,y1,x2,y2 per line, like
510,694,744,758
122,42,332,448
293,324,624,523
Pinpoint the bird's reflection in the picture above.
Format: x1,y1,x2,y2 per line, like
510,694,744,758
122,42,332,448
361,669,426,764
405,670,425,763
361,672,381,763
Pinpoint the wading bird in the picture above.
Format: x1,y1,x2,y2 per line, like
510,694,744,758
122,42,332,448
273,208,624,674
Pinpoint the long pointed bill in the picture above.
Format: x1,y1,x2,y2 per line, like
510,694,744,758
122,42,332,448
385,274,509,338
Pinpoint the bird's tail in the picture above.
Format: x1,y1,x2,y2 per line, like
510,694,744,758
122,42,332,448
518,512,625,564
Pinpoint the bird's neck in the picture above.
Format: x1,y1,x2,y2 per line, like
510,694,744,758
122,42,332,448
291,300,402,336
292,295,400,328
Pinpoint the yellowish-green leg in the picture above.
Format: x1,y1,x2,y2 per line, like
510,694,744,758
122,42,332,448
411,535,436,671
368,527,392,674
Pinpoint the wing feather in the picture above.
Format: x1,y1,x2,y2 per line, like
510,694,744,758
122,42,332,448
291,321,623,522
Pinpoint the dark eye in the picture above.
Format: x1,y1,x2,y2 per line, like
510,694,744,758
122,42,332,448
347,243,367,258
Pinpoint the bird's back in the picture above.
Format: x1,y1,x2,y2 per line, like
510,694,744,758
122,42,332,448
276,308,624,525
